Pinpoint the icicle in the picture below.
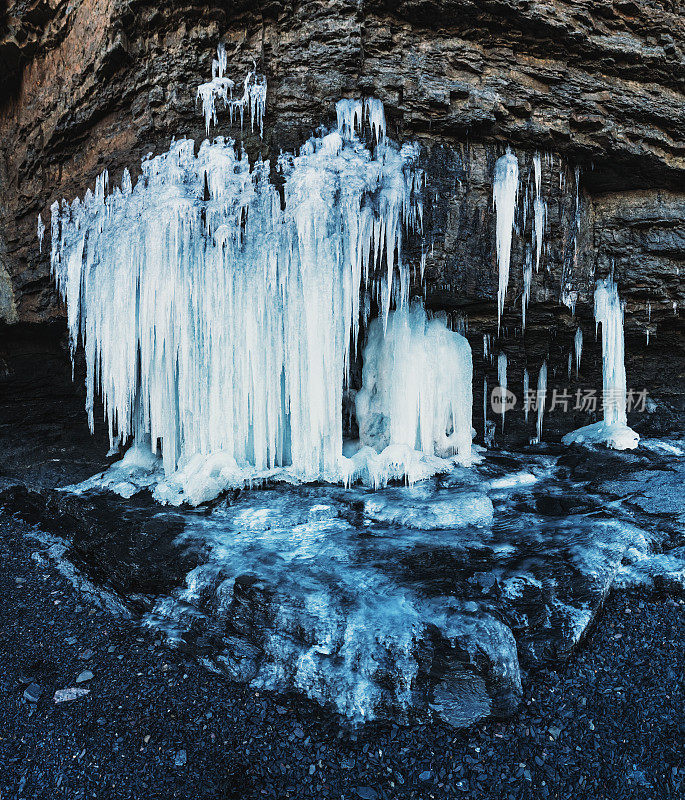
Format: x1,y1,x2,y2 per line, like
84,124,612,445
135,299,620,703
532,152,546,272
567,352,572,379
522,246,532,330
483,334,489,361
523,368,529,423
216,42,227,79
483,376,488,443
563,278,639,450
37,214,45,253
536,361,547,442
493,148,519,331
574,326,583,374
597,284,632,424
498,351,507,431
595,279,630,430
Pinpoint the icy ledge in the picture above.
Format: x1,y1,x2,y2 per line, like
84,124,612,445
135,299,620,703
64,441,480,507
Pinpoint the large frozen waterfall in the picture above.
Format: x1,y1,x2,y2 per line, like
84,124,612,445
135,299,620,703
563,278,639,451
49,75,475,504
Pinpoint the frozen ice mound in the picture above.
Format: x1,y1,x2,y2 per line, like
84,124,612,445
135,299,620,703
563,421,640,451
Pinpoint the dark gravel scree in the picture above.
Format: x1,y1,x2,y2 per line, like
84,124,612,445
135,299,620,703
1,513,683,800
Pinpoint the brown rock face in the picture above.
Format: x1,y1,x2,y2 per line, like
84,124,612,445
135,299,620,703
0,0,683,438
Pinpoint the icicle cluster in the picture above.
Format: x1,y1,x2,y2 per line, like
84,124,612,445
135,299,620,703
196,43,267,137
49,102,425,501
336,98,387,146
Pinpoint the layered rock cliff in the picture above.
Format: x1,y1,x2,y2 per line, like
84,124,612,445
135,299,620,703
1,0,683,441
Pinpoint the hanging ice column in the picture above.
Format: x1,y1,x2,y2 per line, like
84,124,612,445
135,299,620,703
563,278,639,451
536,361,547,442
574,326,583,374
493,148,519,331
48,88,427,505
532,153,546,273
497,351,507,431
352,304,473,488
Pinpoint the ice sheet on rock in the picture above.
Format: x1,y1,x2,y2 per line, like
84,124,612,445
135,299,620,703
638,437,685,457
362,487,494,529
493,148,519,330
137,457,666,724
141,488,516,724
562,420,639,451
355,304,473,475
50,102,424,504
563,278,638,451
487,471,537,491
141,482,535,724
63,440,163,498
596,466,685,519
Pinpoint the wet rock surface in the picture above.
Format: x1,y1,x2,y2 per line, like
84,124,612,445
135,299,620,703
1,510,683,800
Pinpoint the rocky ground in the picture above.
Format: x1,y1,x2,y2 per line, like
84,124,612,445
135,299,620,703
1,510,683,800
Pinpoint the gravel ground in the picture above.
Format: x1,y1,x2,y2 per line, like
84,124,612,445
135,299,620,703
1,512,683,800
